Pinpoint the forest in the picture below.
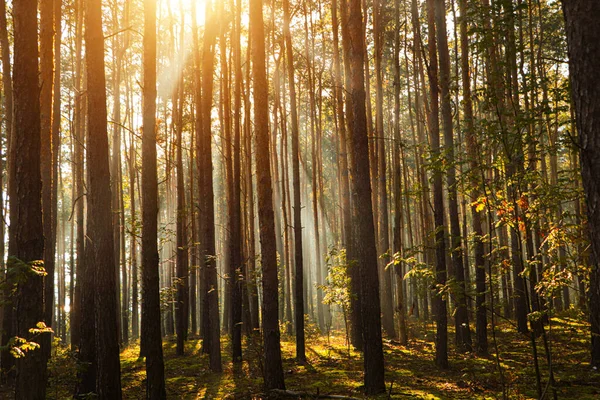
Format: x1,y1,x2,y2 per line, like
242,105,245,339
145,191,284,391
0,0,599,398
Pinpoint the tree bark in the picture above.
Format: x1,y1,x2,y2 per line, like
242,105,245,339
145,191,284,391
141,0,167,395
561,0,600,369
345,0,386,393
250,0,286,390
11,0,47,395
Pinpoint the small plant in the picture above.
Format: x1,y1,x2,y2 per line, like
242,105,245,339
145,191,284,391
319,247,351,353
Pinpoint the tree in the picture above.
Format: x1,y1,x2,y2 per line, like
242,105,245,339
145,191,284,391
198,0,222,372
11,0,47,395
40,0,57,361
141,0,167,395
434,0,472,353
84,0,122,395
345,0,386,393
249,0,286,390
459,0,487,355
282,0,306,364
561,0,600,369
426,0,449,369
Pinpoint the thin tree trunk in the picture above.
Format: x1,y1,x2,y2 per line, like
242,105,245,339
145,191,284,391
426,0,449,369
434,0,472,353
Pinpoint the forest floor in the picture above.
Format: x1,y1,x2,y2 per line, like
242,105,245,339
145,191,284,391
43,311,599,399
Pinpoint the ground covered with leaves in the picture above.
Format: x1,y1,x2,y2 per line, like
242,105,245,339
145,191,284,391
43,313,599,399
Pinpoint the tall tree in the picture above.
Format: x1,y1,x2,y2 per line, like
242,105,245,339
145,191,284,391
230,0,243,363
249,0,286,390
345,0,386,393
459,0,487,355
84,0,122,395
11,0,47,395
141,0,167,395
198,0,222,372
426,0,449,369
40,0,56,360
434,0,472,352
282,0,306,363
561,0,600,369
373,0,396,340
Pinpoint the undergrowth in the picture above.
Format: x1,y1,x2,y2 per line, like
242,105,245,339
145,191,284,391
38,313,600,399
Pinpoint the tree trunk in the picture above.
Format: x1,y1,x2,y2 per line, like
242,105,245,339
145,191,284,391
458,0,487,355
84,0,122,395
11,0,47,395
141,0,167,395
426,0,449,369
373,0,396,340
282,0,306,363
345,0,386,393
40,0,56,362
561,0,600,369
250,0,286,390
434,0,472,353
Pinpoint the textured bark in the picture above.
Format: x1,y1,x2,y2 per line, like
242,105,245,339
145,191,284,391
250,0,286,390
561,0,600,368
84,0,122,395
426,0,449,369
11,0,47,395
346,0,386,393
141,0,167,395
339,0,363,352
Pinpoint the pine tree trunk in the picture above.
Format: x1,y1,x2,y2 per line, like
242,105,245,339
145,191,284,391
561,0,600,369
346,0,386,393
11,0,47,395
84,0,122,395
282,0,306,363
141,0,167,395
250,0,286,389
426,0,449,369
458,0,487,355
434,0,472,353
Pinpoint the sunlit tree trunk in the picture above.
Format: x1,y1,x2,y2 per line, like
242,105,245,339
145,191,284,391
373,0,396,340
250,0,286,389
339,0,364,352
282,0,306,363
